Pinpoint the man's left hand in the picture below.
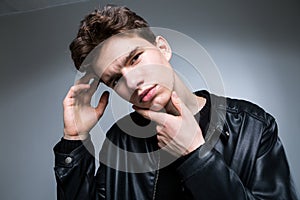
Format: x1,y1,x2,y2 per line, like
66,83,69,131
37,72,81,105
134,91,205,157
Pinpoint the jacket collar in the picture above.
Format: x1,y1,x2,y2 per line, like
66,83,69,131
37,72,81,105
194,90,229,157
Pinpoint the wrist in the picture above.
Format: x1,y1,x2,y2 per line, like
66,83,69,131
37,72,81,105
63,129,89,141
185,134,205,155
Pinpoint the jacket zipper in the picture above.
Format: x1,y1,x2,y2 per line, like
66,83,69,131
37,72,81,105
152,153,160,200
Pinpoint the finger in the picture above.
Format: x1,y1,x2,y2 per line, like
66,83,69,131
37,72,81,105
63,95,75,106
67,84,90,98
170,91,183,116
171,91,193,118
157,133,168,145
157,139,166,149
133,106,169,125
76,72,97,85
156,124,165,133
157,140,165,149
95,91,110,119
87,78,100,96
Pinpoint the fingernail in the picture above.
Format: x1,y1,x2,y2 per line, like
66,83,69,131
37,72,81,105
172,91,178,98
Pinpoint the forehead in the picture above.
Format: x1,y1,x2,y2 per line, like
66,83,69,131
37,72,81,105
92,35,155,74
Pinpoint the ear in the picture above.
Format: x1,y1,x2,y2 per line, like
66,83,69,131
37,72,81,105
155,36,172,61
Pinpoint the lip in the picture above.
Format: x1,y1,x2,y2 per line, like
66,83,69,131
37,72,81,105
139,85,157,102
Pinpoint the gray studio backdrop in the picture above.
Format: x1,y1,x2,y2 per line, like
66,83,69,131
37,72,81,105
0,0,299,199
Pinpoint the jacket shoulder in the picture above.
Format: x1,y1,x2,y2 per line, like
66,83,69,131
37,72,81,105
227,97,273,121
208,91,275,126
211,93,279,157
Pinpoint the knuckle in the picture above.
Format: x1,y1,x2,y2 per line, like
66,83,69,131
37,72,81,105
63,97,68,104
70,86,76,92
156,126,161,132
164,119,172,128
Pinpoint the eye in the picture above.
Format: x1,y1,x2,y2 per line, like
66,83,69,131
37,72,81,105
111,74,122,88
130,52,142,65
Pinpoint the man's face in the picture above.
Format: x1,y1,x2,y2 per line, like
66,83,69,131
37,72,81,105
91,34,174,111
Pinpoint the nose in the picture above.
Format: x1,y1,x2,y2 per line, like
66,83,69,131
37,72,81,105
121,67,144,90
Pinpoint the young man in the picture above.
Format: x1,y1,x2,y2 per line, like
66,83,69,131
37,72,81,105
53,5,298,200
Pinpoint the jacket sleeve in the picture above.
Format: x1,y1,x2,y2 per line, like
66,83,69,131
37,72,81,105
175,118,299,199
53,135,104,200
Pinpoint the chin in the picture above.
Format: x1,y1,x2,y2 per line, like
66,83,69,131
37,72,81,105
149,103,164,111
149,97,169,111
132,93,170,111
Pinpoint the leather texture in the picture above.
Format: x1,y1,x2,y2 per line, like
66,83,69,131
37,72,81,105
54,90,299,200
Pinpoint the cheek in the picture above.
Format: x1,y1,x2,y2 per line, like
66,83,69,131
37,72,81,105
141,65,174,91
114,85,132,102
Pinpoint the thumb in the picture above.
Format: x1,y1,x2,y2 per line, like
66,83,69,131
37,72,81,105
95,91,109,119
170,91,183,116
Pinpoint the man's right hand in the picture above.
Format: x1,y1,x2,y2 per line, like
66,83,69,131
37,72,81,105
63,73,109,140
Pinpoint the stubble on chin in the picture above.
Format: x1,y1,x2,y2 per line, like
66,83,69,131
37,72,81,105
149,93,170,112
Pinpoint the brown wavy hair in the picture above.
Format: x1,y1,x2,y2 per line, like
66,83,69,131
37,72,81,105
69,5,156,70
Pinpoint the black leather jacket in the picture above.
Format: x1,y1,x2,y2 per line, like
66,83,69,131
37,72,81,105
54,90,299,200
